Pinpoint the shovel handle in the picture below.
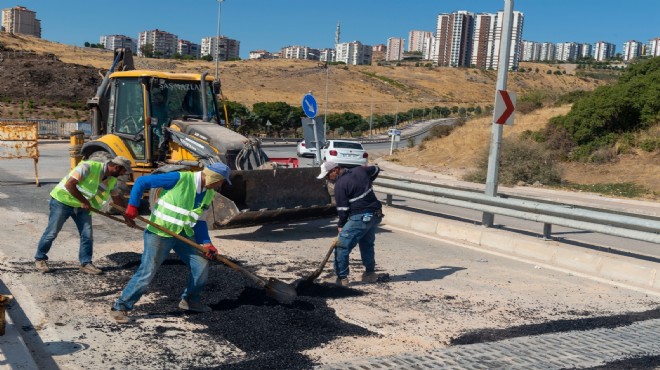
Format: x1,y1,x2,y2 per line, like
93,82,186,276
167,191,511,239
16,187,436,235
108,203,267,287
89,207,145,231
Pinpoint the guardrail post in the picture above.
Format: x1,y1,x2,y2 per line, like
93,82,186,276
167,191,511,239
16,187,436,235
543,223,552,240
386,194,393,206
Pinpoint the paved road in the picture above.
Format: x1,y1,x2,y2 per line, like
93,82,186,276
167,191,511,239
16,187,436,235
0,142,659,369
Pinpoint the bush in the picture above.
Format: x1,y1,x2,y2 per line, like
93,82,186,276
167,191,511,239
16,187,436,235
640,138,658,152
463,138,562,186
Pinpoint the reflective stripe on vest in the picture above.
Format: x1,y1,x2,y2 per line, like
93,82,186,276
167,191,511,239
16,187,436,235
50,161,115,209
147,172,215,238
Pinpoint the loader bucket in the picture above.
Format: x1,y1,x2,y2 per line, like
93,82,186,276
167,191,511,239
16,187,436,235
207,167,336,228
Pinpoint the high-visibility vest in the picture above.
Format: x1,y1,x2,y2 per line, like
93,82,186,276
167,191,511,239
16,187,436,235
51,161,117,210
148,172,215,238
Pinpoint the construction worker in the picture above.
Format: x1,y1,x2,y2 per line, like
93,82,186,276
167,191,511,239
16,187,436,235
35,156,134,274
110,162,231,324
317,161,384,287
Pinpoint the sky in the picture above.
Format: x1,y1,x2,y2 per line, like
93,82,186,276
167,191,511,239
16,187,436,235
4,0,660,59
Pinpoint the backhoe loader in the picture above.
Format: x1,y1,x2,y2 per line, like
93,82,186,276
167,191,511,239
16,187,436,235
74,48,334,228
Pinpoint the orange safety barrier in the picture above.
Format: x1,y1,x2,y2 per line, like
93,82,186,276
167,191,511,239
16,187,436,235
0,121,40,186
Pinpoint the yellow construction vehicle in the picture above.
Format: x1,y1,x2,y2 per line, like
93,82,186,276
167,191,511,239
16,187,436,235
76,49,333,227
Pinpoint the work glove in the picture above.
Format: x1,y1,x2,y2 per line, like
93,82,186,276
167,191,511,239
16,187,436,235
204,244,218,260
125,204,139,220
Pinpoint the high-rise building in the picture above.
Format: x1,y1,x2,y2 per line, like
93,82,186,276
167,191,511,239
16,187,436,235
177,40,201,59
138,29,178,58
408,30,433,53
648,38,660,57
100,35,137,52
556,42,579,62
469,11,523,69
336,41,372,65
248,50,274,60
201,36,240,61
521,40,542,61
578,43,593,59
489,10,524,70
623,40,643,61
1,6,41,38
435,11,474,67
538,42,556,61
593,41,616,61
386,37,405,61
471,13,495,68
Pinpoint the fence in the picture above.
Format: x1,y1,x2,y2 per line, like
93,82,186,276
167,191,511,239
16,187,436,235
0,119,91,139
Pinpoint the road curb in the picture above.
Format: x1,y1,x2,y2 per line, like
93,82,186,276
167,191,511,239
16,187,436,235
382,206,660,295
0,310,39,369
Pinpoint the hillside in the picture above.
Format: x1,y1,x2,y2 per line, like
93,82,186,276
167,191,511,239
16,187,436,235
0,32,604,118
1,32,656,200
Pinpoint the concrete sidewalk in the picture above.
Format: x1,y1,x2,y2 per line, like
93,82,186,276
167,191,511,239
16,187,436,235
0,303,39,369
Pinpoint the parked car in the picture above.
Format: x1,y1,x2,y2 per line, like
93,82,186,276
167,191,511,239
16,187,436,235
321,139,368,167
296,140,317,157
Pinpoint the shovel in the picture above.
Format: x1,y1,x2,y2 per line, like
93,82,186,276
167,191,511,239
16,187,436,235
301,237,338,284
108,203,297,304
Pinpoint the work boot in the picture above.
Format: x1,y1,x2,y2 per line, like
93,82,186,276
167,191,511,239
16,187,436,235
361,271,382,283
110,308,131,324
80,263,103,275
335,277,350,287
178,299,212,313
35,260,50,273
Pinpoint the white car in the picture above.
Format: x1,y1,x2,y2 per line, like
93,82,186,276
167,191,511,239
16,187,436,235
296,140,317,157
321,140,368,167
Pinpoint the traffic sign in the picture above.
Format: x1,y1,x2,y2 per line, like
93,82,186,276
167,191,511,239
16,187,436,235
493,90,516,125
302,93,318,118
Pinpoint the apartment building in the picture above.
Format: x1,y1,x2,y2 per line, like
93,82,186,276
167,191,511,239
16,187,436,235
177,39,201,59
336,41,372,65
540,42,557,61
648,38,660,57
100,35,137,52
489,10,524,69
386,37,405,61
556,42,579,62
578,43,593,59
435,11,474,67
470,13,494,68
594,41,616,61
408,30,433,53
521,40,541,61
319,48,336,63
138,29,178,58
280,45,320,60
1,6,41,37
201,36,240,61
623,40,643,61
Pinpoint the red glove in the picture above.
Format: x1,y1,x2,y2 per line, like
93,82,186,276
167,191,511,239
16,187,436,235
125,204,139,220
204,244,218,260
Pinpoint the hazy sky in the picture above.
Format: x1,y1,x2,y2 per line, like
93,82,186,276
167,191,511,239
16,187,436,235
6,1,659,58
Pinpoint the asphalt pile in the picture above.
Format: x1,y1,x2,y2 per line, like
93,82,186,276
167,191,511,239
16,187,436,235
92,252,372,369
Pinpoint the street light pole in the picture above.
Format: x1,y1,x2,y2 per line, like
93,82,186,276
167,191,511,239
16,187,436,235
369,89,374,138
215,0,224,83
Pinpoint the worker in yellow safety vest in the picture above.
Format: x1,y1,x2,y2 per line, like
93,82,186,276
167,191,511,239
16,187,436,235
35,156,135,275
110,162,231,324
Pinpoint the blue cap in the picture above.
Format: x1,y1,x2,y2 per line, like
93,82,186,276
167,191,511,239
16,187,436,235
206,162,232,185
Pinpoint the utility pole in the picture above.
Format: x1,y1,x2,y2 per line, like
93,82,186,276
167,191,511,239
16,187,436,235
214,0,224,84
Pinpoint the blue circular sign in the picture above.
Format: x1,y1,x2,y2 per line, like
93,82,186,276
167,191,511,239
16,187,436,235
302,93,318,118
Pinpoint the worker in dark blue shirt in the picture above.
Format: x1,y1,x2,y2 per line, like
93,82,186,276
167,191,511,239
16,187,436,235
317,161,384,286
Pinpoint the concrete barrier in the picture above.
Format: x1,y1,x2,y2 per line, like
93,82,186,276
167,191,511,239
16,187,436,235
382,206,660,294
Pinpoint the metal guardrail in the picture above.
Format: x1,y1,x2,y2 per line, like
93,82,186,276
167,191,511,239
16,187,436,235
373,176,660,245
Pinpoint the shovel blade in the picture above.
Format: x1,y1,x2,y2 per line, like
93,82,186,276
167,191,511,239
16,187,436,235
265,278,297,305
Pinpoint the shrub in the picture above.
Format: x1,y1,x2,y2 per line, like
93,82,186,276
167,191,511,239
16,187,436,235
640,138,658,152
406,137,416,148
463,138,562,186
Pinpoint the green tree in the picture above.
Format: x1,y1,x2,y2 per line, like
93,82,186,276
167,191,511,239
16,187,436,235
140,43,154,58
252,101,294,137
